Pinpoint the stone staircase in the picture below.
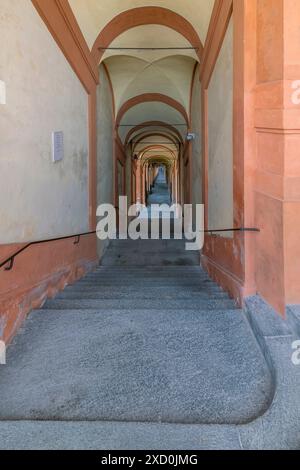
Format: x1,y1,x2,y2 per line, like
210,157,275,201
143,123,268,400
147,167,171,206
0,170,282,449
0,235,272,428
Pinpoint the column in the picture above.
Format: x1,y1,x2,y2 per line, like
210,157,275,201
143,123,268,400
254,0,300,314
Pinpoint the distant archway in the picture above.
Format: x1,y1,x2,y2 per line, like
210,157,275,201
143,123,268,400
125,121,184,146
116,93,189,128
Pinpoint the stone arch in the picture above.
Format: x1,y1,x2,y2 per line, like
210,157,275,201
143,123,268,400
92,6,203,64
116,93,189,128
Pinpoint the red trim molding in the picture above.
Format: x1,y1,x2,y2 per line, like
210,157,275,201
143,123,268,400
140,144,177,160
189,62,199,121
32,0,99,230
200,0,256,306
102,63,116,118
0,1,100,344
201,254,246,306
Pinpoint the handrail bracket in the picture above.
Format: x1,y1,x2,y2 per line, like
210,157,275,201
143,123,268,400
4,258,14,271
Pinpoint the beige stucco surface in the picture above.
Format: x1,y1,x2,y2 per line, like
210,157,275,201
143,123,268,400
0,0,89,244
102,27,199,63
69,0,215,48
208,19,233,236
96,65,114,257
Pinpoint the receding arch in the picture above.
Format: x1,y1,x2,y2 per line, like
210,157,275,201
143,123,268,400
125,121,184,146
116,93,189,128
92,7,203,64
132,132,180,152
140,144,177,160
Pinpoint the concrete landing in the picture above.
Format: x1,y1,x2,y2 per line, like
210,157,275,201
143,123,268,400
0,306,272,424
1,296,299,450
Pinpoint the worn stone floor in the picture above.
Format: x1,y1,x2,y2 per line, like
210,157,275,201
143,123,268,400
0,266,272,425
0,173,299,449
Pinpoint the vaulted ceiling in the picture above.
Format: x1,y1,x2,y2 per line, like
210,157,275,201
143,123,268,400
69,0,215,48
69,0,215,161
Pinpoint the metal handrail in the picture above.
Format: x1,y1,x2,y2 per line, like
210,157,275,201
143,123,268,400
204,227,260,234
0,227,259,272
0,231,97,271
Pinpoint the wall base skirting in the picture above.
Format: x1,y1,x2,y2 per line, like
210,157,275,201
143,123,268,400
201,254,256,307
0,234,98,344
0,258,98,345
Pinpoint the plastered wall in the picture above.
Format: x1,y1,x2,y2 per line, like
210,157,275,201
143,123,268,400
190,65,202,207
208,18,233,235
96,65,114,257
0,0,89,244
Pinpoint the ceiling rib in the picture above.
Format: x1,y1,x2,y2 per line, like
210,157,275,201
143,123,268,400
98,47,199,51
118,123,187,127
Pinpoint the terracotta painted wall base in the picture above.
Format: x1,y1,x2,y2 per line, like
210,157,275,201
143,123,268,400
0,235,98,344
201,253,256,307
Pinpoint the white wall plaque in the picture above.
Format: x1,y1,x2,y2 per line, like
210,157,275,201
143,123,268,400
0,80,6,105
52,131,64,162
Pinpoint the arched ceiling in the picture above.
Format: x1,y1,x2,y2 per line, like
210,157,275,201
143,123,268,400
69,0,215,49
118,102,187,142
100,26,199,63
134,135,179,154
125,123,184,146
69,1,214,162
104,54,196,112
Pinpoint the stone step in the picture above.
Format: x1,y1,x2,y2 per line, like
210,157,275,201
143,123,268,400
44,297,236,309
101,257,200,267
1,306,272,426
74,279,218,287
77,272,211,284
57,290,228,302
106,239,192,246
108,239,188,248
70,285,221,293
95,266,204,271
57,290,226,301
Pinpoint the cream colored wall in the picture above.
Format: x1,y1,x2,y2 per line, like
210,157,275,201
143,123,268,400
0,0,89,244
191,65,202,207
208,18,233,236
102,27,198,63
96,65,114,257
105,53,196,113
